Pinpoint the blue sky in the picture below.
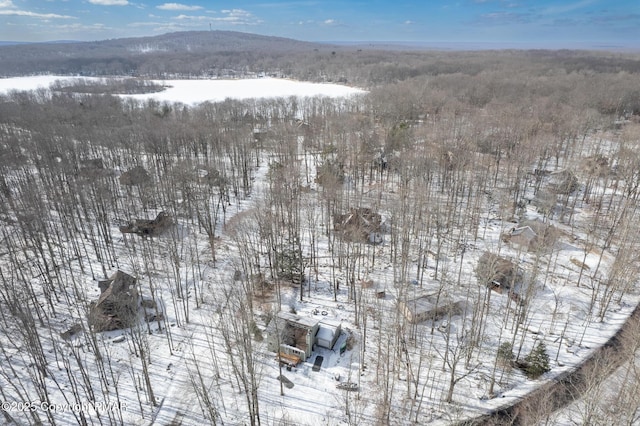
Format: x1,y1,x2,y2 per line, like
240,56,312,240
0,0,638,47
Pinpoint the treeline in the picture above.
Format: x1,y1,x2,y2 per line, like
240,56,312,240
1,31,640,92
50,78,165,95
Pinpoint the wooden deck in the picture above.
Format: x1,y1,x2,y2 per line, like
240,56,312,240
277,352,301,367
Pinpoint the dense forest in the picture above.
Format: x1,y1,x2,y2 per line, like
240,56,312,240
1,32,640,425
2,30,640,88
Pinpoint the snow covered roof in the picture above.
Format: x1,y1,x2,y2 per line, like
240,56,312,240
399,294,464,324
316,327,334,343
402,295,437,316
317,320,342,349
277,311,319,329
510,226,536,239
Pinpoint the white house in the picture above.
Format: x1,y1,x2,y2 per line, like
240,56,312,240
266,312,319,361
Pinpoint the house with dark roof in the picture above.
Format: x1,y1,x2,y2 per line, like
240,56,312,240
119,211,172,237
398,294,464,324
89,270,139,332
119,165,151,186
333,207,383,244
476,252,525,305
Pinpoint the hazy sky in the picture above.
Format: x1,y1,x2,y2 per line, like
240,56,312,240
0,0,638,47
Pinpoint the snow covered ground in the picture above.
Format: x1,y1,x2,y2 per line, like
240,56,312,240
0,75,366,104
0,76,637,425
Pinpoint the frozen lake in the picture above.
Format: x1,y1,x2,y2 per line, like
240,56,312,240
0,75,366,104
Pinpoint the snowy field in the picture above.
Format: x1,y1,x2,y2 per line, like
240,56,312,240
0,75,366,104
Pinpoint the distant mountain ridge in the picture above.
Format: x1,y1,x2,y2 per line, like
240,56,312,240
0,40,79,46
0,31,336,77
109,31,323,52
0,41,32,46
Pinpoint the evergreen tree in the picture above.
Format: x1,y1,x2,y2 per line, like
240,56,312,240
524,342,551,379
